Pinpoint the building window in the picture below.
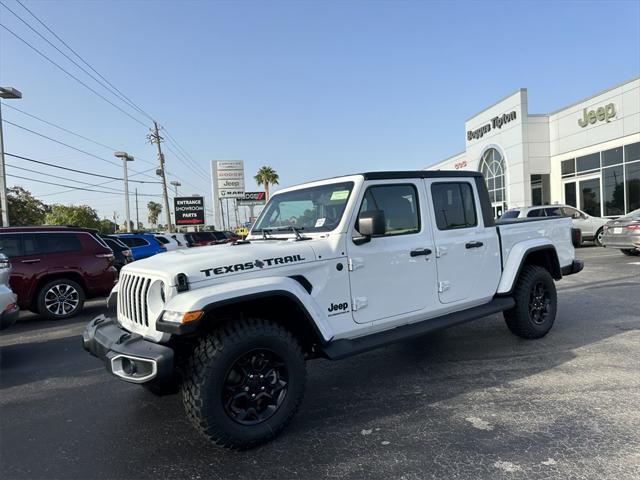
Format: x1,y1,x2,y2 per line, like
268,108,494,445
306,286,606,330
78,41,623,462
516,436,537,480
576,152,600,174
561,159,575,177
603,166,625,216
625,142,640,163
564,182,577,207
479,148,506,205
626,161,640,212
602,147,623,167
579,178,601,216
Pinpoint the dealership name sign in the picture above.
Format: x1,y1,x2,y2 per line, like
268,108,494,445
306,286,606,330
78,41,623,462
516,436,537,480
174,196,205,225
578,103,616,128
467,111,517,141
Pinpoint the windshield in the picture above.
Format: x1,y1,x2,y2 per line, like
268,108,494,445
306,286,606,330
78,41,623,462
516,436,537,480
253,181,354,234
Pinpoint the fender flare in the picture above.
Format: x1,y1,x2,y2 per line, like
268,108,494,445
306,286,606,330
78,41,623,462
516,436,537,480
157,277,333,342
497,242,561,295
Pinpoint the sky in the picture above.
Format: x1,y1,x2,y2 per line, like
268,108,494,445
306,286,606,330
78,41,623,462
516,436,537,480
1,0,639,227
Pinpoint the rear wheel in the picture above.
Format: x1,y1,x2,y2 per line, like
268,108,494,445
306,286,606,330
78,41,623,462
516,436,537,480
182,318,306,449
37,279,85,319
621,249,640,256
504,265,557,339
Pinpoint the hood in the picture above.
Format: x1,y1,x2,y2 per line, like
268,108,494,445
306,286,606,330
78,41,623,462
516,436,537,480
122,240,318,285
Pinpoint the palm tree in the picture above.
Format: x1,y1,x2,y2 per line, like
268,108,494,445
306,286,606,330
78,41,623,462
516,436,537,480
147,201,162,227
254,166,279,201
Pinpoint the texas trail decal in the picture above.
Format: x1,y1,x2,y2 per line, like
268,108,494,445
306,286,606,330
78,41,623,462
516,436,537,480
201,254,305,277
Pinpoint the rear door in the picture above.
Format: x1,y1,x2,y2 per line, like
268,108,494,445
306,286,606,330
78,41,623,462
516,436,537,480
0,233,41,304
425,179,501,305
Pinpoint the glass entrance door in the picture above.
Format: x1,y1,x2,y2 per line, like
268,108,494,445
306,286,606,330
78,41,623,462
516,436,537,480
578,176,601,217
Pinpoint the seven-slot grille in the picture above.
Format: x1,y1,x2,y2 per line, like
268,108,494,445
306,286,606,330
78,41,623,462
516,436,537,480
118,273,152,326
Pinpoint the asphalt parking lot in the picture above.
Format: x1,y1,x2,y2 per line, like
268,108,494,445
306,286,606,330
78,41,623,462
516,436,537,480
1,246,639,479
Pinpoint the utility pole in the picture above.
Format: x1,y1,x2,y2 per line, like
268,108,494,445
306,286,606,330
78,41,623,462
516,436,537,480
0,87,22,226
114,151,134,232
148,121,172,232
135,188,140,230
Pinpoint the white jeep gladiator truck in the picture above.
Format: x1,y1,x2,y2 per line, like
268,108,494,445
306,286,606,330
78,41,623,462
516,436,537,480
84,170,583,449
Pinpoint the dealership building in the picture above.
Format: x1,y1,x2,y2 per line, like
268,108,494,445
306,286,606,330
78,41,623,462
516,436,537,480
426,76,640,218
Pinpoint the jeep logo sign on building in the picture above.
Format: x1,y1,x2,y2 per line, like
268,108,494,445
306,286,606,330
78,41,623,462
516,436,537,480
174,196,205,225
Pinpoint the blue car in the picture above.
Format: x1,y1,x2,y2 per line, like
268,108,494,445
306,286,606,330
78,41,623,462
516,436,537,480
114,233,166,260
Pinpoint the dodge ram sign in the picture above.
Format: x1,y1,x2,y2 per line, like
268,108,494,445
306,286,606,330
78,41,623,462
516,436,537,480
174,196,205,225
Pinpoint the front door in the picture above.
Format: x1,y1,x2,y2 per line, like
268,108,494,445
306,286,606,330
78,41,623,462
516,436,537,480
425,179,501,305
347,181,437,324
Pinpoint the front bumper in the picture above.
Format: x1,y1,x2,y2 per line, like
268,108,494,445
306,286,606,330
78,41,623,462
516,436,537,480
83,315,174,384
561,259,584,276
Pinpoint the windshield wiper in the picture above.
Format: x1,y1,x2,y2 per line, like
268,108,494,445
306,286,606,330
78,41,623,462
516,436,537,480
260,226,310,241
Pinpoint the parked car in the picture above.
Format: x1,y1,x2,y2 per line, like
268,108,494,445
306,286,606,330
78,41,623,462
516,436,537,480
0,253,19,330
0,226,117,319
601,209,640,256
101,236,133,270
114,233,166,260
234,226,249,238
223,230,241,242
154,234,185,251
501,204,607,246
183,231,228,247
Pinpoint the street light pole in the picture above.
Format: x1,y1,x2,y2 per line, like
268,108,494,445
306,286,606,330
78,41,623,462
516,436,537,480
0,87,22,226
115,152,134,232
170,180,181,197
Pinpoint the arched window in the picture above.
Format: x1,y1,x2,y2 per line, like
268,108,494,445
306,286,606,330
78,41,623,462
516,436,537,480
479,148,506,204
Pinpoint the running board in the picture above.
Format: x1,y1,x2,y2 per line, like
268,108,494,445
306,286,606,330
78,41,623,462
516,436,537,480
322,297,515,360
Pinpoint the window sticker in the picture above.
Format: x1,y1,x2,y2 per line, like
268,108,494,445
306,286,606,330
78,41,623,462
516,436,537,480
330,190,349,201
314,218,326,228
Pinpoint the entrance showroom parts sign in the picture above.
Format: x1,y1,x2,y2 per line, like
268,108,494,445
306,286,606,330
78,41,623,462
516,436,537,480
467,111,517,141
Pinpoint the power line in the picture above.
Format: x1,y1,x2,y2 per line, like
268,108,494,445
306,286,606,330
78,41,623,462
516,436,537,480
7,163,125,192
36,167,159,197
0,22,149,129
5,153,161,183
14,0,156,123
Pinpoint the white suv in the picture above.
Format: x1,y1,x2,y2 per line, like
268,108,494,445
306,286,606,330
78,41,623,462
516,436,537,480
501,205,607,246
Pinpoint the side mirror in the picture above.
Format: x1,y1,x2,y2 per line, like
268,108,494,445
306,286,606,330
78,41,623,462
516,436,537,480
353,210,385,245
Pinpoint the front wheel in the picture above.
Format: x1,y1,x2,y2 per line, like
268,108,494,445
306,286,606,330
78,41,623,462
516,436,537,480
594,228,604,247
504,265,557,339
621,249,640,256
182,318,306,449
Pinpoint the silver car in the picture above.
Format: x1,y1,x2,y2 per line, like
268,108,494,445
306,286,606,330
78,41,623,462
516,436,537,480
0,253,19,330
601,209,640,256
500,205,608,246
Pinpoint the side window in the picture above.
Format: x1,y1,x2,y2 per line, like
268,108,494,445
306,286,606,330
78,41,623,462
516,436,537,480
357,184,420,236
0,234,22,257
431,182,477,230
155,236,169,244
544,207,563,217
527,208,545,218
36,233,82,254
562,207,581,219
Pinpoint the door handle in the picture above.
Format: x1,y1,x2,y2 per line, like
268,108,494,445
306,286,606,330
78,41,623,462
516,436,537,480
465,241,483,249
21,259,41,264
410,248,432,257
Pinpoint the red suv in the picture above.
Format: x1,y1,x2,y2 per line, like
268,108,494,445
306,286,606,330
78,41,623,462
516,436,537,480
0,226,117,319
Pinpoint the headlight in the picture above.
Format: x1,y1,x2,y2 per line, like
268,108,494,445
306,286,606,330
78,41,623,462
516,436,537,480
162,310,203,324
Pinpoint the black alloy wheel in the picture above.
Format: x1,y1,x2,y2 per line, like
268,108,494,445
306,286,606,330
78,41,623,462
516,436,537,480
528,281,551,325
222,349,289,425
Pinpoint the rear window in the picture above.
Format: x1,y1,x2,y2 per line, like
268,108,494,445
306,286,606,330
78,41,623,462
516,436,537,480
501,210,520,219
186,232,216,242
37,233,82,254
544,207,563,217
431,182,477,230
155,236,169,244
526,209,545,218
118,237,149,248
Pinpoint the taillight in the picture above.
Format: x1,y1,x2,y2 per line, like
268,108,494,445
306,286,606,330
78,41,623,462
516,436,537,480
122,250,132,257
625,225,640,231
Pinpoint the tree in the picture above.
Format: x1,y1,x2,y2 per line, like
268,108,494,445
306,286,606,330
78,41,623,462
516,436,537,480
254,166,279,200
45,204,101,229
99,219,117,234
6,186,48,226
147,201,162,226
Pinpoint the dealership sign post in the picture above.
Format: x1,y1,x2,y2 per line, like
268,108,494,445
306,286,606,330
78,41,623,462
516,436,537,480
174,196,205,226
237,191,266,222
210,160,245,229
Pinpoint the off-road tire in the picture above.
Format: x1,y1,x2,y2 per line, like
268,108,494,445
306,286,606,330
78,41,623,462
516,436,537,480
182,318,306,449
503,265,557,339
621,249,640,256
36,279,85,319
